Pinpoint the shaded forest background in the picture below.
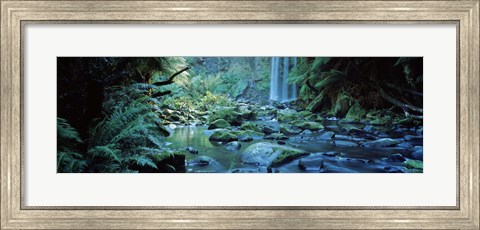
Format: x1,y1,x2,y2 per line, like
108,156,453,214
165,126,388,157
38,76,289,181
57,57,422,173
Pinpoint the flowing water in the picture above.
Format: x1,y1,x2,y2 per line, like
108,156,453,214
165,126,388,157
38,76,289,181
166,122,422,173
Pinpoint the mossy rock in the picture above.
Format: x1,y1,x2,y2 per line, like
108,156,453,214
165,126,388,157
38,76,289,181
241,142,309,167
208,107,243,126
208,119,231,130
403,159,423,172
395,117,422,127
277,109,299,122
209,130,238,142
344,101,366,122
331,92,351,118
306,92,327,112
292,121,324,131
280,124,302,135
240,122,260,132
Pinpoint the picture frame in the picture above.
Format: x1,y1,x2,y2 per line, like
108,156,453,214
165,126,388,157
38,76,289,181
1,0,478,229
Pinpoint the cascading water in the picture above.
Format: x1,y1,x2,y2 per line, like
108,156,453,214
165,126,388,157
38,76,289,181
269,57,297,102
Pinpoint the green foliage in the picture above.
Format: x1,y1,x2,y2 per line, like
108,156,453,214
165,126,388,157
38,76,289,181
57,118,87,173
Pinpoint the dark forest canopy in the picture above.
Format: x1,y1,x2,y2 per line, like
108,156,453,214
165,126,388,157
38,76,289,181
57,57,423,173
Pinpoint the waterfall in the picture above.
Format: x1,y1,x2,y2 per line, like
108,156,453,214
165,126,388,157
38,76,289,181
269,57,297,102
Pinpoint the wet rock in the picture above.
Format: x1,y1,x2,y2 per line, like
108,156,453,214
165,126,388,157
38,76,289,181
403,159,423,172
280,124,302,135
257,121,280,135
231,168,267,173
362,125,376,133
186,146,199,154
404,135,423,142
410,149,423,161
241,142,309,167
225,141,241,151
416,127,423,135
209,130,238,142
334,140,359,147
413,146,423,152
298,157,324,171
344,101,366,122
238,135,253,142
240,122,260,132
361,138,399,148
265,133,288,140
322,151,343,157
396,142,413,149
187,156,216,167
292,121,324,131
208,119,231,130
300,130,313,135
277,109,299,122
277,140,287,145
384,166,405,173
318,131,335,140
388,153,406,162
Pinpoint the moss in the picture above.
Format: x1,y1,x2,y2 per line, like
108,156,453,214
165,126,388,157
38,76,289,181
292,121,324,131
395,117,421,127
403,159,423,171
271,149,309,167
209,130,238,142
344,101,366,122
240,122,260,132
306,92,327,112
235,130,264,138
207,119,231,129
277,109,299,122
331,92,351,118
208,107,243,126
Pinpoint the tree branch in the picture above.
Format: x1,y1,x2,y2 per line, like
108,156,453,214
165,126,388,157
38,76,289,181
378,87,423,114
153,67,189,86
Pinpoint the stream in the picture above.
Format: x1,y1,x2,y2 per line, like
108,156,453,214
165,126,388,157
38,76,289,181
166,120,423,173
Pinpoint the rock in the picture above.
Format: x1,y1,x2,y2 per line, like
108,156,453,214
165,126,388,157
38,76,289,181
187,156,216,166
208,119,231,129
318,131,335,140
300,130,313,135
384,166,405,173
280,124,302,135
209,130,238,142
363,125,376,132
168,124,177,129
396,142,413,149
277,140,287,145
257,121,280,134
388,153,406,162
403,159,423,172
413,146,423,152
265,133,289,140
238,135,253,142
334,140,359,147
322,151,343,157
331,93,351,118
298,157,324,171
293,121,324,131
306,92,327,112
241,142,309,167
416,127,423,135
240,122,260,132
186,146,199,154
208,107,243,126
277,109,298,122
361,138,399,148
410,149,423,160
404,135,423,142
231,168,267,173
225,141,241,151
344,101,366,122
170,114,182,121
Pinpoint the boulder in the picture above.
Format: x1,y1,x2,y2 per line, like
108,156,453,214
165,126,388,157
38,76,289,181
265,133,289,140
209,130,238,142
403,159,423,172
292,121,324,131
208,119,231,129
186,146,198,154
280,124,302,135
241,142,309,167
410,149,423,161
187,156,216,167
277,109,298,122
388,153,406,162
361,138,399,148
298,157,324,171
318,131,335,140
240,122,260,132
208,107,243,126
225,141,241,151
